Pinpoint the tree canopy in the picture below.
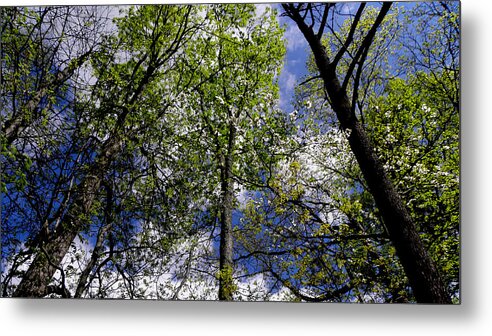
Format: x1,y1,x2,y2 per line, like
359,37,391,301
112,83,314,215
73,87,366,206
1,2,459,303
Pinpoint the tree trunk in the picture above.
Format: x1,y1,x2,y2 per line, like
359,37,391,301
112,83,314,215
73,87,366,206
284,3,451,303
218,121,236,301
74,182,113,298
12,137,121,297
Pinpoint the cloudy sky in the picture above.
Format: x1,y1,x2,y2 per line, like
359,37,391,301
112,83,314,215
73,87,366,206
275,5,309,112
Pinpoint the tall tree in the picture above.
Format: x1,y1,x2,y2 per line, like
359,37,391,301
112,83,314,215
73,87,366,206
1,6,113,297
178,4,286,300
11,5,202,297
281,2,452,303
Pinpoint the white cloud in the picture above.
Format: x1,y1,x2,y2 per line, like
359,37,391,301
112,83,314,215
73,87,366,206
284,23,307,52
281,68,297,92
235,182,250,208
279,67,297,109
234,272,292,301
339,2,359,15
255,4,272,18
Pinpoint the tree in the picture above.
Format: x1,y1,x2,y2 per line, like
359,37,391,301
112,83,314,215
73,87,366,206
366,73,459,299
174,4,286,300
2,3,459,302
1,6,114,297
280,2,454,303
10,5,204,297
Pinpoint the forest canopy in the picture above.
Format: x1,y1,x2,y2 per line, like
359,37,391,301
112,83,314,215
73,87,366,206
1,2,459,303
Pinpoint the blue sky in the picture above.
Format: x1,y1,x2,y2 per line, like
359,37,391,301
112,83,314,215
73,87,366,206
276,4,309,112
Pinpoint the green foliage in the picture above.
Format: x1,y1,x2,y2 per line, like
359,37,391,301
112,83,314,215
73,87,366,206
2,3,459,302
216,265,237,299
365,71,459,294
236,2,459,303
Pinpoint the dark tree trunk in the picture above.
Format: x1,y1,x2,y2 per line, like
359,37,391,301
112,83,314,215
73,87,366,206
10,6,193,298
12,137,121,297
12,177,101,297
74,182,113,298
283,3,451,303
12,223,80,297
218,121,236,301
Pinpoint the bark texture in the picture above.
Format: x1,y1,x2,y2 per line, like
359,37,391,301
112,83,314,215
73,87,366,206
218,122,236,301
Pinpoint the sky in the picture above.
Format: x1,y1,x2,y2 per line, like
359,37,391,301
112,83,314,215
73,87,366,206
277,6,309,112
